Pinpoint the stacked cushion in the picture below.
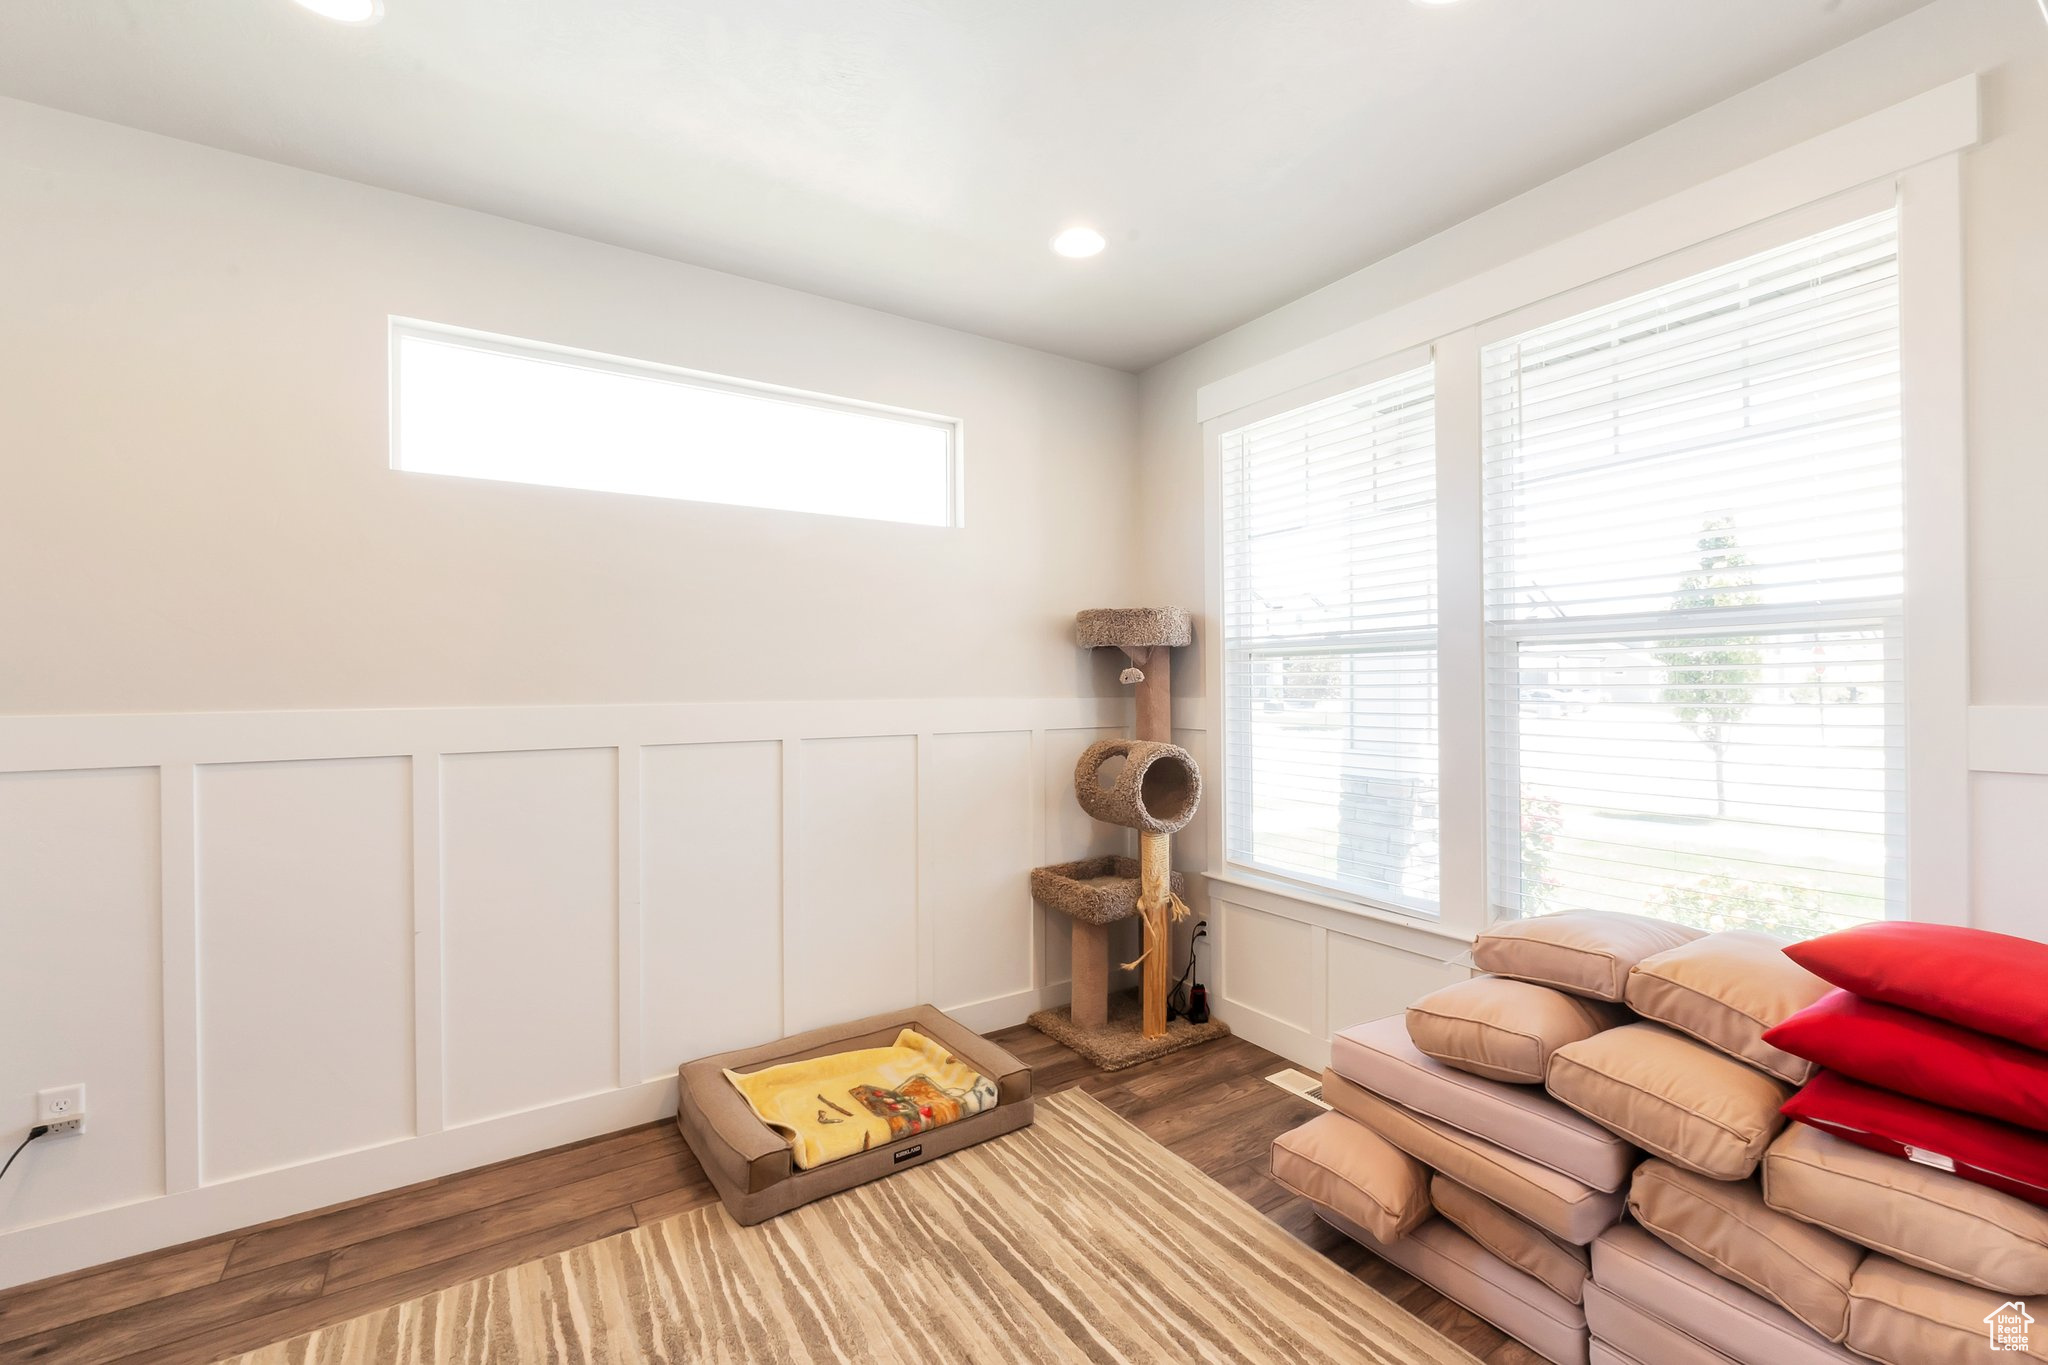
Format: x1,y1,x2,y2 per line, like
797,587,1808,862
1324,1071,1626,1244
1627,1159,1862,1341
1748,920,2048,1365
1847,1255,2048,1364
1782,1071,2048,1208
1581,1283,1739,1365
1473,909,1704,1001
1765,988,2048,1135
1268,1110,1431,1243
1431,1174,1590,1305
1763,1123,2048,1295
1286,915,2048,1365
1624,930,1830,1084
1547,1023,1789,1180
1784,921,2048,1052
1331,1016,1638,1192
1590,1225,1860,1365
1317,1205,1591,1365
1406,976,1625,1084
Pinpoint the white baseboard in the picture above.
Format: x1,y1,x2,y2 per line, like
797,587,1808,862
944,982,1072,1035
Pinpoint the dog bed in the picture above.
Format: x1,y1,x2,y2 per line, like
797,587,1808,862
675,1004,1034,1225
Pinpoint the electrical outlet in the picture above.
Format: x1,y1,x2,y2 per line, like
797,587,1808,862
36,1085,86,1136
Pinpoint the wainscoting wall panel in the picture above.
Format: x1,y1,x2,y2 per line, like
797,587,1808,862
1970,769,2048,942
0,767,163,1238
1214,902,1318,1041
788,736,920,1034
1325,934,1470,1050
639,740,783,1080
196,757,415,1184
0,696,1128,1288
442,747,620,1129
925,730,1037,1015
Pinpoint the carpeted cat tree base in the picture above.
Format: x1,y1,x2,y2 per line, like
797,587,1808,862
1028,989,1229,1072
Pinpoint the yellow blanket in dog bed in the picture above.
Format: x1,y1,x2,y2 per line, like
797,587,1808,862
724,1028,1001,1170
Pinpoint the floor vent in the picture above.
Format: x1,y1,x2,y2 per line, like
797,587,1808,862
1266,1068,1330,1110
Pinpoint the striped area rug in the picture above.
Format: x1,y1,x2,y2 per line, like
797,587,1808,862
223,1089,1474,1364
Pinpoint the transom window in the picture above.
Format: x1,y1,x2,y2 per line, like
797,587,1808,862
391,320,961,527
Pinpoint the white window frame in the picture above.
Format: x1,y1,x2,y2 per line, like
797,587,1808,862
1201,78,1973,942
388,317,966,528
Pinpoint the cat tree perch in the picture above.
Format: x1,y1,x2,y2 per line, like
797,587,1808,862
1029,609,1227,1063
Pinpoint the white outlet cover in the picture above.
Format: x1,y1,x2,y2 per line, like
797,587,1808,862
36,1084,86,1133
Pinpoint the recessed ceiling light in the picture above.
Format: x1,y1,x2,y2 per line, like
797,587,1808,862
291,0,382,23
1051,227,1106,259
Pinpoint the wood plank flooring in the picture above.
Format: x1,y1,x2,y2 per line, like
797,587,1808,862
0,1028,1544,1365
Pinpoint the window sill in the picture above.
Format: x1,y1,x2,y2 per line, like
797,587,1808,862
1201,867,1478,948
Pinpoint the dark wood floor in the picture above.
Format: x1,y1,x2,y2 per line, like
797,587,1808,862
0,1027,1542,1364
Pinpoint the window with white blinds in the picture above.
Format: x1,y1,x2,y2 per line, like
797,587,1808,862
1481,210,1903,938
1222,364,1439,911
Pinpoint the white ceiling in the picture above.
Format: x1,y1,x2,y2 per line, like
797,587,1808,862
0,0,1932,371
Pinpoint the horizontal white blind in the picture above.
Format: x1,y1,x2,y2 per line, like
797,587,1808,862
1482,210,1903,938
1222,364,1439,910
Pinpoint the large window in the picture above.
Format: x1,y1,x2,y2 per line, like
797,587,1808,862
391,320,960,526
1482,211,1903,937
1216,211,1913,935
1221,364,1439,910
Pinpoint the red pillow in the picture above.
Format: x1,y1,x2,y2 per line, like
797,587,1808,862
1764,990,2048,1133
1784,922,2048,1052
1782,1072,2048,1209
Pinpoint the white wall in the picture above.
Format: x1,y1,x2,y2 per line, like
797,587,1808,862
1139,0,2048,1062
0,96,1140,715
0,99,1154,1286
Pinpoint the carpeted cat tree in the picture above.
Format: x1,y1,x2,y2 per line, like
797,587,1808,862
1028,608,1228,1069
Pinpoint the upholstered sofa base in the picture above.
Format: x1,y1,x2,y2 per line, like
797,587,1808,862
675,1004,1034,1226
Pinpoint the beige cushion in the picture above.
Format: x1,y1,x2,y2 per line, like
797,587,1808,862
1268,1111,1431,1243
1624,930,1830,1084
1628,1159,1862,1341
1324,1070,1625,1245
1407,977,1626,1085
1546,1023,1789,1180
1330,1016,1639,1193
1319,1209,1590,1365
1431,1174,1589,1305
1473,910,1706,1002
1848,1254,2048,1364
1581,1283,1737,1365
1592,1225,1863,1365
1764,1123,2048,1296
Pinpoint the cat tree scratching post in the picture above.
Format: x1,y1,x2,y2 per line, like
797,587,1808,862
1030,608,1202,1043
